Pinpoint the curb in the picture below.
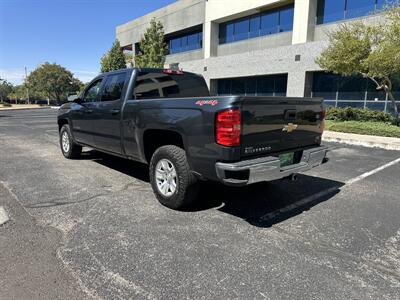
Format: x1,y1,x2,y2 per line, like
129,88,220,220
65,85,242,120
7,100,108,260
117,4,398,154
0,107,49,111
323,131,400,151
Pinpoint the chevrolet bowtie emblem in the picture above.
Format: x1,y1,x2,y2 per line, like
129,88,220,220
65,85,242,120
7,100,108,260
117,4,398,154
283,123,298,133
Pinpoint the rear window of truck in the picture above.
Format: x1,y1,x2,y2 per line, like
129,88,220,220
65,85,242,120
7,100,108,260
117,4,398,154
133,71,209,100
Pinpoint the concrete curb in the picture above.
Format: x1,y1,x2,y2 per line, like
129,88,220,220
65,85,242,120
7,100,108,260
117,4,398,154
0,107,48,111
323,131,400,151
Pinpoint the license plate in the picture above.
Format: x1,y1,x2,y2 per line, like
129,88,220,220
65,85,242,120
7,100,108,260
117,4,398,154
279,152,294,167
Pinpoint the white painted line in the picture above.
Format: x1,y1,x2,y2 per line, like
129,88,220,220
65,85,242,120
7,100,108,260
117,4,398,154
259,157,400,222
346,157,400,186
259,186,339,222
0,206,10,225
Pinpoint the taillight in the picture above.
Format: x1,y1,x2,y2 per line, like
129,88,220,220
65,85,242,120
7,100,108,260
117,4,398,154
216,109,241,147
320,109,326,133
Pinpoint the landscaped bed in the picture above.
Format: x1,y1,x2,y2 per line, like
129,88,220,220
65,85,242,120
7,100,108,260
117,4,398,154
326,120,400,138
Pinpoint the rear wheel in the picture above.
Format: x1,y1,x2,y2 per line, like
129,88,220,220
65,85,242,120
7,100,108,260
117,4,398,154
59,124,82,159
149,145,199,210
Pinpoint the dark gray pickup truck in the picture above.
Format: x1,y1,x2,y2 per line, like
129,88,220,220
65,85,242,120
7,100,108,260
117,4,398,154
58,68,327,210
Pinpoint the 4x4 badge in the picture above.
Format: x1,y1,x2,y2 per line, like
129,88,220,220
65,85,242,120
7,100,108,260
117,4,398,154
283,123,298,133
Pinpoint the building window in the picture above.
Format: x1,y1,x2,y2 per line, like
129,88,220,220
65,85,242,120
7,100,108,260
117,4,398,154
166,30,203,55
311,72,400,113
217,74,288,96
219,5,294,45
316,0,391,25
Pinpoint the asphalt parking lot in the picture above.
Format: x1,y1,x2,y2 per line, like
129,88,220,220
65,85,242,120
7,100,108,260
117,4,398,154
0,108,399,299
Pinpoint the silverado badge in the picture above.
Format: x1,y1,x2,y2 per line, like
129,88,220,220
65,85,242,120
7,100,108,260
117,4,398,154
282,123,298,133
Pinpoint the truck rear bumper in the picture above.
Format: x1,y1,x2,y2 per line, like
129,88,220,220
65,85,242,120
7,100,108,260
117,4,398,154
215,145,328,186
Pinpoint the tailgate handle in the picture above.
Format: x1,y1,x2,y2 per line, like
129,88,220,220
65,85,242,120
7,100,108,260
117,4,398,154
284,110,297,121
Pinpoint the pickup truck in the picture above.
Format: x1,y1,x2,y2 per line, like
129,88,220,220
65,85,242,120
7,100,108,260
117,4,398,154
58,68,327,210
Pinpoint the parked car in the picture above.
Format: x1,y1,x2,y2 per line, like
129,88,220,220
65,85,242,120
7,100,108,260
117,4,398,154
58,68,327,210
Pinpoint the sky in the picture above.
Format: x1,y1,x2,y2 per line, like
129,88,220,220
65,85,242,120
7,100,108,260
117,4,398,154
0,0,176,84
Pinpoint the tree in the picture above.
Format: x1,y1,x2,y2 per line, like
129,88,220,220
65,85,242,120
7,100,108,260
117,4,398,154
0,78,14,102
135,19,168,68
316,5,400,123
27,62,83,105
100,40,127,72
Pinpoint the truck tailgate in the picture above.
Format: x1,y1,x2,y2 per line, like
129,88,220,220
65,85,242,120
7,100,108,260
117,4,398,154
240,97,324,157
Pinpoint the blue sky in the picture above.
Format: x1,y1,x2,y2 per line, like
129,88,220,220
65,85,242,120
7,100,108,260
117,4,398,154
0,0,176,84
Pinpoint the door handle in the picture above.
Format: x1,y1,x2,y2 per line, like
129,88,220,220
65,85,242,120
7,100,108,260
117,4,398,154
110,109,120,115
85,109,93,114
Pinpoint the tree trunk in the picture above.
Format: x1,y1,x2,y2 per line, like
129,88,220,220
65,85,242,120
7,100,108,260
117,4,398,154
384,88,399,123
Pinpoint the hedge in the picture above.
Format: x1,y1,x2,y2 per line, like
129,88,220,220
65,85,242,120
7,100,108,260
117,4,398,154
325,107,393,123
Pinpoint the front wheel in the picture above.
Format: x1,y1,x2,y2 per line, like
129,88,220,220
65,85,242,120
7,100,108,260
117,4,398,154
149,145,199,210
59,124,82,159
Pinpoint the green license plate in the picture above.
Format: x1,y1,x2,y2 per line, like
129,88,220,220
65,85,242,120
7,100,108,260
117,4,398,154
279,152,294,167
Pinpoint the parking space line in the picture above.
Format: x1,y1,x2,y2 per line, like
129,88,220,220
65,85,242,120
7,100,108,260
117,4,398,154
346,157,400,186
259,157,400,223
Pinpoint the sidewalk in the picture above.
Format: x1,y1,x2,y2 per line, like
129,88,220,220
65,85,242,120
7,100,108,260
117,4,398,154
323,131,400,151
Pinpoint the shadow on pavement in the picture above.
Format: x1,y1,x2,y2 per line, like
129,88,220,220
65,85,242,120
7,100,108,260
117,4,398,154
84,150,343,227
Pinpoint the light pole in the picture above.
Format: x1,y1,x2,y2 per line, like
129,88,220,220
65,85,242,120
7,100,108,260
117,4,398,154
24,67,30,105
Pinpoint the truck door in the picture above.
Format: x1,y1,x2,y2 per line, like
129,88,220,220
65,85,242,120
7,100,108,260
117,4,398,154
91,72,128,154
70,77,103,145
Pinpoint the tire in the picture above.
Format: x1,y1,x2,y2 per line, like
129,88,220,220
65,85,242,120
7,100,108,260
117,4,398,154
149,145,199,210
59,124,82,159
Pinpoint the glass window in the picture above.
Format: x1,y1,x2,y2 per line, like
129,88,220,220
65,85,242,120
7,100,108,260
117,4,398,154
274,75,288,96
376,0,388,10
218,79,231,95
170,38,181,54
180,36,188,52
346,0,375,19
234,18,249,42
317,0,346,24
134,72,209,99
225,23,235,43
187,32,200,51
167,30,202,54
257,76,275,96
249,15,261,38
279,5,294,32
101,73,126,102
217,75,288,96
134,73,162,99
260,10,279,36
231,78,246,95
245,78,257,95
83,79,102,103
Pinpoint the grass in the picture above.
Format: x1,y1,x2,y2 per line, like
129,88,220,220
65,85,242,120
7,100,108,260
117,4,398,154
326,120,400,138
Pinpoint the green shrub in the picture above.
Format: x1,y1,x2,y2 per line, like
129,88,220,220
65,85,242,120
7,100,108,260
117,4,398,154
326,107,393,123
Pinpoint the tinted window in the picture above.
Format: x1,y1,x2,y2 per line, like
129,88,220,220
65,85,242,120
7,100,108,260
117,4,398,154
346,0,375,19
316,0,387,24
167,30,202,54
217,74,288,96
279,6,294,32
134,72,209,99
317,0,346,24
261,11,279,35
234,18,249,41
249,15,261,38
83,79,102,102
219,5,294,45
101,73,126,102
